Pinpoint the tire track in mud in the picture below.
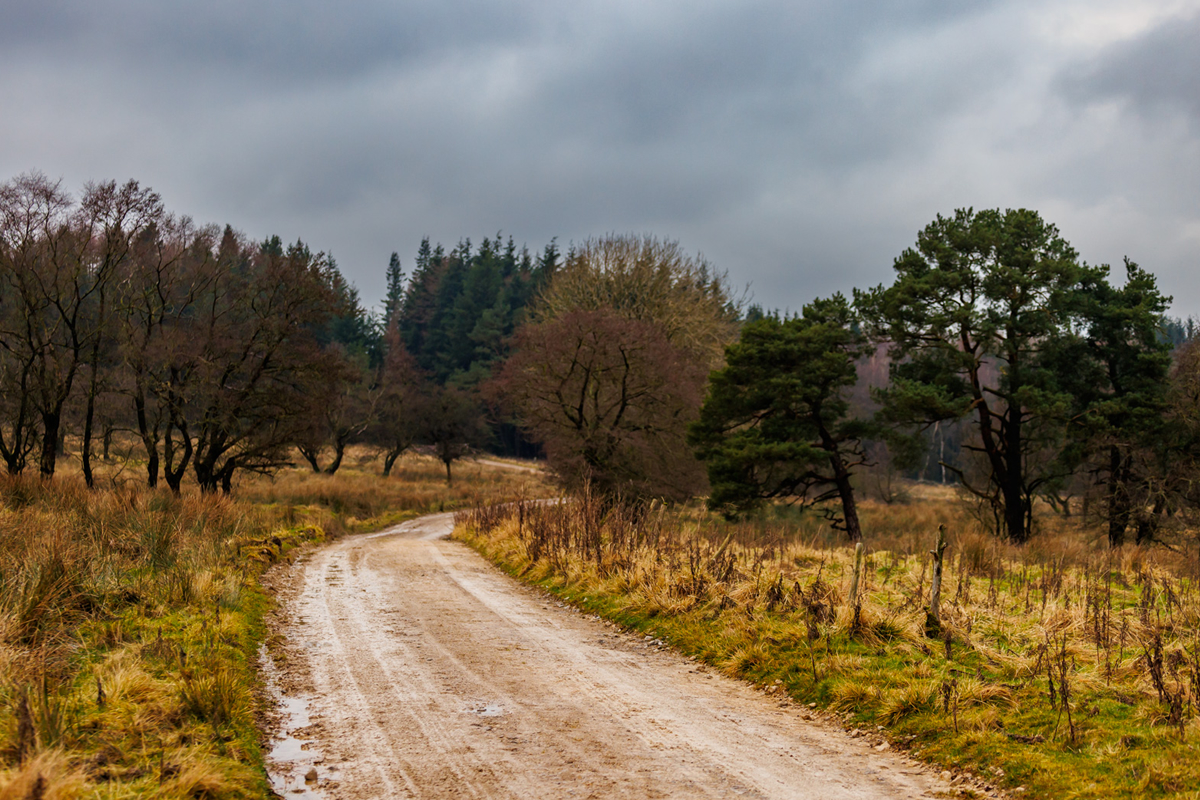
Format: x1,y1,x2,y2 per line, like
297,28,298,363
264,512,957,800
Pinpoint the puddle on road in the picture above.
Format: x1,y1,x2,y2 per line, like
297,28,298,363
259,645,328,798
464,701,505,717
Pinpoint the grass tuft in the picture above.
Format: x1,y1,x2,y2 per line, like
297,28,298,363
0,749,87,800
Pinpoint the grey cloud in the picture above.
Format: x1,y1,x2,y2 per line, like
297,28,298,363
537,1,1015,159
0,0,556,85
1,1,1196,316
1064,11,1200,124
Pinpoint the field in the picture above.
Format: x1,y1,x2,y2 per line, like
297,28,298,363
0,451,548,799
456,488,1200,799
9,444,1198,799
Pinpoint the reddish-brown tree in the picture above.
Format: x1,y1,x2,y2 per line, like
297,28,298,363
185,235,342,493
0,173,162,479
369,324,427,477
493,308,708,501
116,216,218,488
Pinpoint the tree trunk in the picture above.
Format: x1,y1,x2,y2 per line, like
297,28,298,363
835,468,863,542
0,362,36,475
444,458,453,485
133,393,160,488
39,410,61,477
1002,405,1029,544
382,446,404,477
323,439,346,475
0,434,20,474
298,445,322,473
1136,495,1165,545
146,449,161,489
1003,477,1028,544
1107,446,1131,548
195,459,219,493
81,299,106,489
163,421,192,495
820,423,862,543
0,410,33,475
82,388,97,489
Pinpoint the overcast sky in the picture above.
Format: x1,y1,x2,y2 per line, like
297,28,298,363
2,0,1197,315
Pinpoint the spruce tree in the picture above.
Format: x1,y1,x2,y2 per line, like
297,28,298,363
383,252,405,328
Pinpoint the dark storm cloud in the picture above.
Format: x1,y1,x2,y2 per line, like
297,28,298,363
0,0,550,84
1,1,1197,313
1064,11,1200,124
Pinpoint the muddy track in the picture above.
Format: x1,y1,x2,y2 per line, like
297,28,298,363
263,512,956,799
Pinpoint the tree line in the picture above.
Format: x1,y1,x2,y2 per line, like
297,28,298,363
488,211,1197,551
0,173,553,490
3,171,1194,547
691,208,1192,547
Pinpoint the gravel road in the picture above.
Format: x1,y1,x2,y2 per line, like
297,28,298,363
263,512,956,799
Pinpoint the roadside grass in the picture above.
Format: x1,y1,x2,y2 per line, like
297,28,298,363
236,450,549,531
0,477,290,799
455,492,1200,800
0,452,550,799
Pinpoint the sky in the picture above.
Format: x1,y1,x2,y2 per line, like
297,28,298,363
1,0,1198,316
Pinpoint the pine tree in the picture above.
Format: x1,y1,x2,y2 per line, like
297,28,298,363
689,295,874,539
1049,259,1172,545
859,208,1095,543
383,252,405,328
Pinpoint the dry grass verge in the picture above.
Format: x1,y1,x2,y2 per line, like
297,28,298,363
456,492,1200,800
236,451,548,531
0,452,550,799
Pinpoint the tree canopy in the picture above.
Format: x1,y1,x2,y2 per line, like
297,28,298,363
494,234,739,501
689,294,874,540
859,207,1096,543
1046,259,1173,546
496,308,708,501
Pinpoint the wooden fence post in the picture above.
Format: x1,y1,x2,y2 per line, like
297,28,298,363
926,524,947,638
848,542,865,607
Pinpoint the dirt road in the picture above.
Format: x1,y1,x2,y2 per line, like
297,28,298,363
264,513,955,799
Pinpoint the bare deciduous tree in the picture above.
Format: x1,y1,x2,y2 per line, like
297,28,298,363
494,308,707,501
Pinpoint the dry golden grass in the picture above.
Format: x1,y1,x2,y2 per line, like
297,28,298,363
235,450,551,530
0,750,87,800
456,489,1200,799
0,474,297,798
0,452,547,799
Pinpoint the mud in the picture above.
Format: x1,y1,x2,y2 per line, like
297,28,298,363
263,512,956,799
